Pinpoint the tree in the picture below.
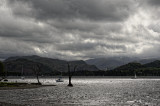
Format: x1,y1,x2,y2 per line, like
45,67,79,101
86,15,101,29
0,61,5,79
32,64,42,85
67,63,77,87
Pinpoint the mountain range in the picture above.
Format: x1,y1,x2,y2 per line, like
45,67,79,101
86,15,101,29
110,60,160,76
3,55,99,76
86,56,160,70
1,55,160,76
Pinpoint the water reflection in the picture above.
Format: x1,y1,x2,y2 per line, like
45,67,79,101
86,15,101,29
0,78,160,106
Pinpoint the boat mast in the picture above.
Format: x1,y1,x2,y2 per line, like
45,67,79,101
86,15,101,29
22,65,23,76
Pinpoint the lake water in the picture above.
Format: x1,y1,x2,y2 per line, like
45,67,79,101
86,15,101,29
0,77,160,106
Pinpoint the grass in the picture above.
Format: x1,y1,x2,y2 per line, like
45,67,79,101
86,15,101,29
0,82,26,87
0,82,42,87
0,82,45,90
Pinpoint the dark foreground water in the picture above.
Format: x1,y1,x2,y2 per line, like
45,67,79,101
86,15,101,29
0,77,160,106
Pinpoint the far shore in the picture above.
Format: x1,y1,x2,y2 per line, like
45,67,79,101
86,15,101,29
4,76,160,79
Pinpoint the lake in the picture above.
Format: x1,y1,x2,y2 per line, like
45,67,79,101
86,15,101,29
0,77,160,106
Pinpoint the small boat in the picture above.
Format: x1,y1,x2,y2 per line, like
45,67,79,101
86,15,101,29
56,77,64,82
0,78,8,82
21,76,25,80
56,72,64,82
3,79,8,82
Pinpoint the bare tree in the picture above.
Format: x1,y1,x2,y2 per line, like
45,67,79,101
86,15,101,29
67,63,77,87
32,64,42,85
0,61,5,80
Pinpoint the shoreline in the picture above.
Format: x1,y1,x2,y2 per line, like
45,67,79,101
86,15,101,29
5,76,160,79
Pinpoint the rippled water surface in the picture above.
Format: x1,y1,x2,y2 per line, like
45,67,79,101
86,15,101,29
0,77,160,106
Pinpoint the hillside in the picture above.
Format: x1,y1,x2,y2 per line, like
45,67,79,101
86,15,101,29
106,61,160,76
86,56,160,70
3,55,160,76
86,57,137,70
114,62,142,71
3,55,99,76
143,60,160,68
135,58,160,64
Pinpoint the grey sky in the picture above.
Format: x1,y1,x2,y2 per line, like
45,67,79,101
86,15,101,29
0,0,160,60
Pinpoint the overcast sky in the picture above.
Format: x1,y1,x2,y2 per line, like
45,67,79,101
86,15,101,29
0,0,160,60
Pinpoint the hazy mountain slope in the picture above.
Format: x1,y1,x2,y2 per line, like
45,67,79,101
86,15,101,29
109,61,160,76
111,60,160,71
86,57,137,70
86,57,160,70
135,58,160,64
143,60,160,68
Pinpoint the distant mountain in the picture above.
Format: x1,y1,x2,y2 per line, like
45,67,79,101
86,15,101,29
86,57,160,70
135,58,160,64
108,60,160,76
3,55,160,76
86,57,137,70
113,60,160,71
143,60,160,68
3,55,99,76
4,58,52,75
114,62,142,71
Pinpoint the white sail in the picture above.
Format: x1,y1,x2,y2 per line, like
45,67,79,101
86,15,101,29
21,65,25,80
134,73,137,79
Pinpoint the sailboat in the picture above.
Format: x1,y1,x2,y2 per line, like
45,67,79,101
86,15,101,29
56,72,64,82
21,65,25,80
132,72,137,79
134,73,137,79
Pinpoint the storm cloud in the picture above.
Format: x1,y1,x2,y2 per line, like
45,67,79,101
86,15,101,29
0,0,160,60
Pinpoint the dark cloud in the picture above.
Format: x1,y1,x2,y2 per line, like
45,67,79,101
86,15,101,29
148,0,160,6
8,0,136,22
57,42,126,52
0,0,160,60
